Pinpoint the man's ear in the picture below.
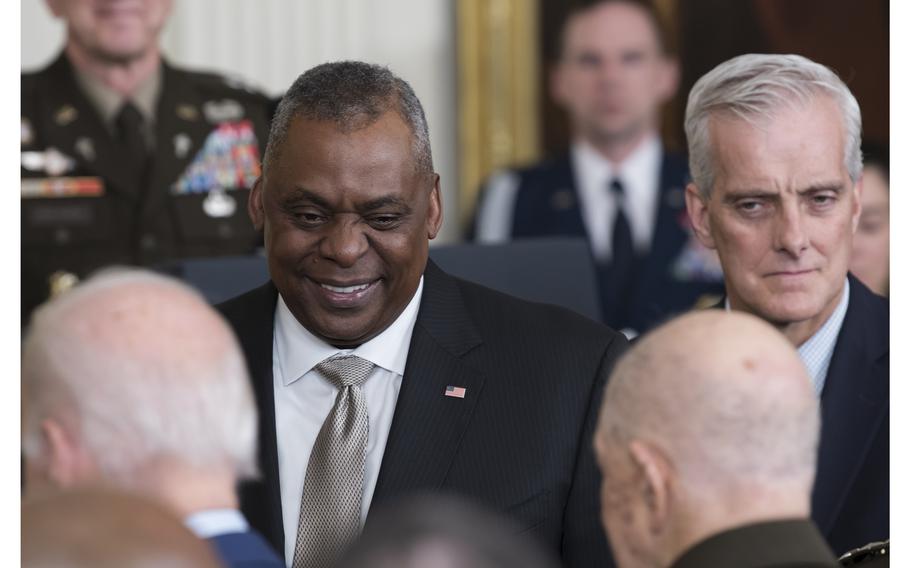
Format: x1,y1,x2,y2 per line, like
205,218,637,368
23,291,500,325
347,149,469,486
628,440,672,535
42,418,93,489
426,173,443,240
249,177,265,231
685,183,715,249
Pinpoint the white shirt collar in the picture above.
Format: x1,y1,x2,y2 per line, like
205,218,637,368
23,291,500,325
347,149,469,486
275,277,424,386
797,278,850,397
724,278,850,397
184,509,249,539
571,134,663,258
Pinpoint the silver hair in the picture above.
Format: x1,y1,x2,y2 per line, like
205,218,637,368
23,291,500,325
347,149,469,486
685,53,863,197
264,61,434,178
22,268,258,482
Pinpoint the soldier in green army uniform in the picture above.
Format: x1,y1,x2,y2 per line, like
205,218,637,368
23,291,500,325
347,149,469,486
22,0,272,322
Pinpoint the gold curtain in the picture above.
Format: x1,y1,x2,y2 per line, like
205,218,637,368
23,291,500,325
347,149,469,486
456,0,540,228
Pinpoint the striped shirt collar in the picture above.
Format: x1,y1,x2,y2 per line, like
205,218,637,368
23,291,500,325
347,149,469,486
723,278,850,397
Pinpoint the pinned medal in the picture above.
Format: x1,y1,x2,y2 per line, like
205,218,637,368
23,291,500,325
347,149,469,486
174,133,192,159
176,103,199,122
202,188,237,218
49,271,80,297
203,99,244,123
75,137,95,162
21,117,33,146
550,189,576,211
21,147,76,176
54,104,78,126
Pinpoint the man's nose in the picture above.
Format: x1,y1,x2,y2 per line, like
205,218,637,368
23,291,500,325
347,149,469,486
773,203,810,258
319,216,369,267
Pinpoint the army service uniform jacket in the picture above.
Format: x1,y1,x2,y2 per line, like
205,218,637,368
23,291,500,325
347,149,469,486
21,53,272,321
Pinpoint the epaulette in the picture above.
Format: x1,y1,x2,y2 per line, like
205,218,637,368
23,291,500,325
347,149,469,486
839,539,889,566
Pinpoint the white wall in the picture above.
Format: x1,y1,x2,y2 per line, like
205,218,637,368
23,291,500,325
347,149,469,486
22,0,460,243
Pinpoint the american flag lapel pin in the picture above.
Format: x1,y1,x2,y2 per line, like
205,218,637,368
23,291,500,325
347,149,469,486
445,385,467,399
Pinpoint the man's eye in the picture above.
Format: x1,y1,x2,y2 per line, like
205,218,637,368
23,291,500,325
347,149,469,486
293,211,327,226
810,194,836,207
368,215,400,229
736,200,765,214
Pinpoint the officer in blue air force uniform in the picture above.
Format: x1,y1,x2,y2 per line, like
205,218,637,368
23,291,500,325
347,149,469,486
469,1,725,335
22,0,271,321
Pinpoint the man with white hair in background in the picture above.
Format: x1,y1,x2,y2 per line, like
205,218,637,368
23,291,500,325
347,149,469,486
22,269,285,568
683,53,888,554
595,311,839,568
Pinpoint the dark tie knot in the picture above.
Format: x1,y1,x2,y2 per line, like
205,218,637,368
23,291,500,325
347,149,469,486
609,178,625,197
115,101,145,132
315,355,375,388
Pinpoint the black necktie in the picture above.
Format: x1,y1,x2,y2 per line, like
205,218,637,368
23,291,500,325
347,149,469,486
115,101,149,190
602,178,635,327
609,178,634,278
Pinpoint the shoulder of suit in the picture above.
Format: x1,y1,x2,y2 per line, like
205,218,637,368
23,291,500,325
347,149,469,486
452,275,621,345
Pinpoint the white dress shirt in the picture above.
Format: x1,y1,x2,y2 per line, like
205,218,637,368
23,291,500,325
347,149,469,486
572,135,662,262
273,277,424,562
184,508,250,538
474,135,663,253
797,279,850,397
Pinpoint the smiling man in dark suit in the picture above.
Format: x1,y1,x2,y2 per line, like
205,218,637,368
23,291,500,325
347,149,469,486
218,61,628,568
683,53,888,555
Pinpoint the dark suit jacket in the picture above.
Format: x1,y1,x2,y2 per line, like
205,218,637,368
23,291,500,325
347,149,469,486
21,53,271,320
469,152,724,332
218,260,629,568
670,519,839,568
709,275,889,554
208,530,285,568
812,275,889,554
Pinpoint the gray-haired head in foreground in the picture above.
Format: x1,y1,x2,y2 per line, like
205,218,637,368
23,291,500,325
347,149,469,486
264,61,434,177
685,53,863,197
22,268,258,482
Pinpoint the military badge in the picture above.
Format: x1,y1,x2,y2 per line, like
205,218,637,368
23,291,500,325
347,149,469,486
21,117,33,146
21,147,77,176
171,119,261,194
203,99,244,123
202,189,238,218
550,189,576,211
174,133,192,159
21,177,104,198
75,137,96,162
176,103,200,122
54,104,78,126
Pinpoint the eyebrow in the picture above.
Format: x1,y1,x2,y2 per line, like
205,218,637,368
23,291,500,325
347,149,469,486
280,188,412,213
721,182,845,204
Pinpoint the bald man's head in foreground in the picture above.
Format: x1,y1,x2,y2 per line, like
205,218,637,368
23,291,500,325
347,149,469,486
22,268,257,517
22,487,221,568
594,311,820,568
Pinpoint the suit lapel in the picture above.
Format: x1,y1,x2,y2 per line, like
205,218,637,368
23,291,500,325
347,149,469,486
35,54,138,198
812,276,888,533
232,283,286,554
370,261,486,507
